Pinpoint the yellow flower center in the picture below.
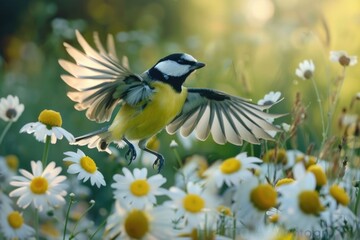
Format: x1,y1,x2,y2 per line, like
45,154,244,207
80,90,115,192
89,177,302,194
296,155,317,168
268,213,279,223
7,211,23,229
197,160,208,179
262,148,287,165
124,210,149,238
130,179,150,196
80,156,97,173
298,190,323,215
329,184,350,206
177,229,216,240
40,222,61,238
183,194,205,213
38,109,62,127
250,184,277,211
307,165,327,187
275,178,294,188
217,205,233,216
5,154,19,171
272,231,295,240
30,176,49,194
220,158,241,174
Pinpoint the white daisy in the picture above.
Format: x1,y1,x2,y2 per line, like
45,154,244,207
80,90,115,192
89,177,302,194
20,109,74,144
111,167,167,209
63,149,106,188
330,50,357,67
0,190,13,212
0,155,18,189
9,161,67,212
0,207,35,239
0,95,24,122
257,91,282,106
232,176,277,228
167,182,218,229
277,171,326,233
283,149,304,170
174,155,208,188
240,225,294,240
105,200,175,240
295,59,315,80
205,152,262,188
260,148,287,183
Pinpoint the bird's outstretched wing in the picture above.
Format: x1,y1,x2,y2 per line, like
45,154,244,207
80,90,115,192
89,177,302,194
166,88,285,145
59,30,153,123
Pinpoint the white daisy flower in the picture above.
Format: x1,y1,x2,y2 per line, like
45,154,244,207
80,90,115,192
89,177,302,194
205,152,262,188
0,190,13,211
283,149,304,170
277,171,326,233
260,148,288,183
232,176,277,228
0,95,24,122
330,50,357,67
240,224,294,240
295,59,315,80
0,207,35,239
63,149,106,188
321,185,358,238
174,155,208,188
20,109,74,144
0,155,18,189
105,200,175,240
167,182,218,229
9,161,67,212
257,91,282,106
111,167,167,209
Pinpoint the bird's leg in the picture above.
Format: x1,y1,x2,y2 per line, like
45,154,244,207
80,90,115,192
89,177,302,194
138,139,165,173
122,137,136,165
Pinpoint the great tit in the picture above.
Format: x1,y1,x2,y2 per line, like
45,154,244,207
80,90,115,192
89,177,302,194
59,30,284,171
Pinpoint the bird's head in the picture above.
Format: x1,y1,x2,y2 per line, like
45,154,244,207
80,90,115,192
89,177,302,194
147,53,205,92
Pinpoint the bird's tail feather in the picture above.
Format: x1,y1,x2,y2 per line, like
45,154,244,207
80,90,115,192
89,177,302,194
72,126,112,154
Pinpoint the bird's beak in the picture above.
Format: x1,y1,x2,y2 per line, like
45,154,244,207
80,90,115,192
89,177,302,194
192,62,206,70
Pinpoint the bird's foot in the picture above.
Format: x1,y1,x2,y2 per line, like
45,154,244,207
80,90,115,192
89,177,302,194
125,145,136,165
123,138,136,165
152,154,165,173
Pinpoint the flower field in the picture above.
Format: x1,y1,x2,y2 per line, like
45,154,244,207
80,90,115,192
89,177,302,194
1,1,360,239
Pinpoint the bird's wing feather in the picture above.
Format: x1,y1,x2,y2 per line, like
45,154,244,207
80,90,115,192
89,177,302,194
166,88,285,145
59,30,153,123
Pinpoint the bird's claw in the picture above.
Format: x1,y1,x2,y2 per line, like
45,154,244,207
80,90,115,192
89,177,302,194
125,144,136,165
152,155,165,173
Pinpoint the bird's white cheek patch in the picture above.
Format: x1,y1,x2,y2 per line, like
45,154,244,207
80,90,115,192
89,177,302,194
155,60,191,77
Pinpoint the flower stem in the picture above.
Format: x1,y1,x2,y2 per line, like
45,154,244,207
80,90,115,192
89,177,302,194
0,121,13,148
324,67,346,144
64,194,75,240
89,219,106,240
70,200,95,239
354,188,360,216
41,135,51,166
310,77,326,146
35,209,40,240
172,147,183,169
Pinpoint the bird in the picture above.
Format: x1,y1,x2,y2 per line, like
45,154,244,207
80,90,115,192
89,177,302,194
59,30,284,172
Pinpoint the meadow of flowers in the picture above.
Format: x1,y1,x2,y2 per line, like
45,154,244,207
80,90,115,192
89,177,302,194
0,48,359,239
1,1,360,240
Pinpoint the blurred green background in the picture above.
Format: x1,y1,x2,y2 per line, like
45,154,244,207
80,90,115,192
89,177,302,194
1,0,360,186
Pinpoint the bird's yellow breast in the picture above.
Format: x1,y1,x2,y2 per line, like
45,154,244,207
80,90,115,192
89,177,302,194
109,82,188,141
